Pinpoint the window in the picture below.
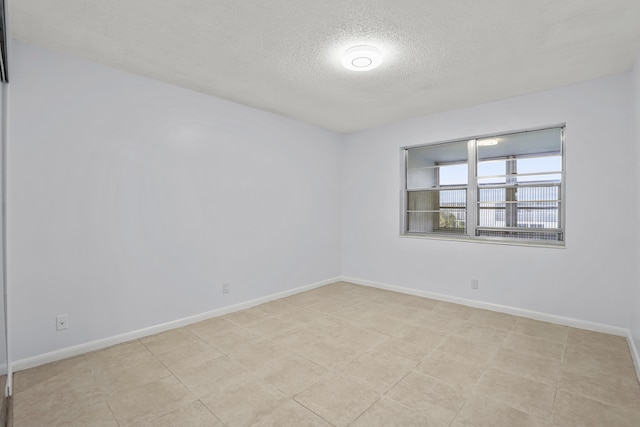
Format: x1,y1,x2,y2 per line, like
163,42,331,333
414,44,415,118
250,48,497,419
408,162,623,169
402,127,564,246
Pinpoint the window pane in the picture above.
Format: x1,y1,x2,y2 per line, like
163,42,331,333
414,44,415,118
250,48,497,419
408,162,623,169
517,155,562,183
406,141,468,189
518,156,561,174
477,128,562,160
406,189,466,234
439,163,468,186
477,159,506,180
478,186,560,229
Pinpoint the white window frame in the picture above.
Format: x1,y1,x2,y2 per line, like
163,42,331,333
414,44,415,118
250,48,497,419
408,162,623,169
400,126,566,247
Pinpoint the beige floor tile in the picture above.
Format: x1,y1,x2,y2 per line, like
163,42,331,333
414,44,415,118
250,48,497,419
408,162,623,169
12,355,86,395
251,399,332,426
337,353,414,394
85,341,173,396
565,334,634,367
306,297,355,314
294,375,378,427
107,376,196,426
502,332,564,361
333,301,381,322
295,338,361,369
255,299,297,315
186,316,238,342
223,306,272,326
141,328,201,355
421,311,468,333
566,328,629,354
333,326,388,353
226,339,289,369
244,316,298,339
351,285,394,299
170,354,250,397
274,307,326,323
455,323,509,346
200,378,288,427
416,350,487,389
367,336,431,365
373,291,418,306
468,310,518,331
258,355,329,396
490,348,561,386
202,326,262,354
350,297,397,313
514,318,569,344
84,340,153,371
452,395,548,427
431,302,476,320
381,292,439,311
306,283,346,298
152,400,224,426
558,369,640,409
370,289,403,301
271,324,325,351
305,315,351,338
141,328,222,370
48,401,118,427
358,313,411,337
91,353,172,398
351,397,445,427
391,323,447,350
562,344,637,379
17,400,118,427
551,390,640,427
354,312,412,337
384,303,434,325
386,371,469,425
437,336,500,366
403,296,440,311
16,399,116,427
281,291,327,307
13,359,104,425
475,368,555,420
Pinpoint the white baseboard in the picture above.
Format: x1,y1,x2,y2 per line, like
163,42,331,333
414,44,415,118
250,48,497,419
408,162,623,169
340,276,630,336
11,276,341,373
629,333,640,383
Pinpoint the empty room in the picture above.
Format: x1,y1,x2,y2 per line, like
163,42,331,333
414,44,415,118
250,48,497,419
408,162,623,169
0,0,639,426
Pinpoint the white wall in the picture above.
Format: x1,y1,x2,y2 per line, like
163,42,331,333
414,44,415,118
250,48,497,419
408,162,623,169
7,42,343,361
0,82,6,372
632,51,640,355
342,73,636,329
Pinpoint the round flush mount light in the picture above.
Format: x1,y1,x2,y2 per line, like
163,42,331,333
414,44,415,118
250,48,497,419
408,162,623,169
342,45,382,71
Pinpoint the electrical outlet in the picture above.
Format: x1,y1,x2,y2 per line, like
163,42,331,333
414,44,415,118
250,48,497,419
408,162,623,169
56,314,68,331
222,283,230,294
471,279,479,290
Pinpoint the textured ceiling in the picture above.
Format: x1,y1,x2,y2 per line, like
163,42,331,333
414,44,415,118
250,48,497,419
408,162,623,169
10,1,640,133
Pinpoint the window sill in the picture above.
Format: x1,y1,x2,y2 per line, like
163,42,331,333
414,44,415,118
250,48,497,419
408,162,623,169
400,232,566,249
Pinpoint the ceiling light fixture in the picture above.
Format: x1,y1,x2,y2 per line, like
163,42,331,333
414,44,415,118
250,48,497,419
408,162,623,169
477,138,499,146
342,45,382,71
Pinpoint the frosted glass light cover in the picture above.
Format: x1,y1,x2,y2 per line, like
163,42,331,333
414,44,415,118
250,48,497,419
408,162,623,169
342,45,382,71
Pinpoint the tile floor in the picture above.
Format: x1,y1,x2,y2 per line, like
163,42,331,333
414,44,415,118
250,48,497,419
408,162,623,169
11,282,640,426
